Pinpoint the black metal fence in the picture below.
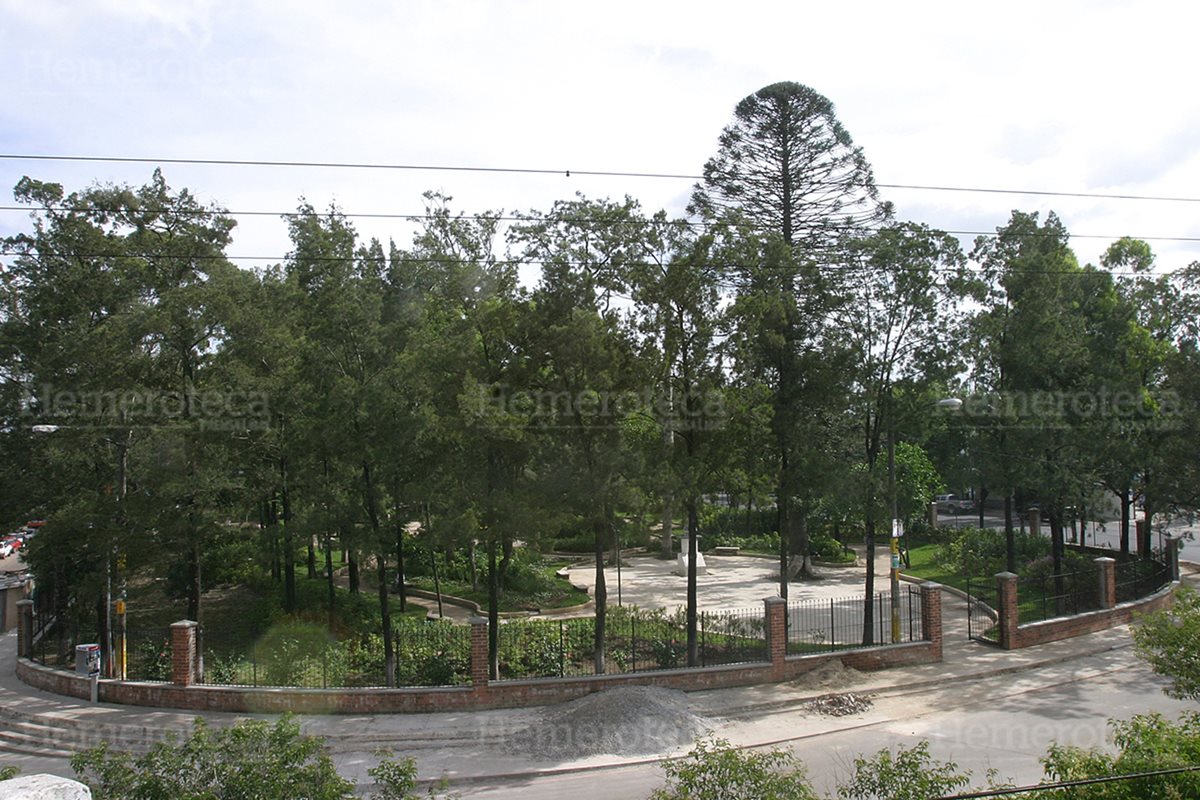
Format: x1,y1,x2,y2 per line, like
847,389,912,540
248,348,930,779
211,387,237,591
1017,566,1101,624
197,618,472,689
964,576,1001,645
785,589,922,653
1115,556,1173,604
495,605,769,681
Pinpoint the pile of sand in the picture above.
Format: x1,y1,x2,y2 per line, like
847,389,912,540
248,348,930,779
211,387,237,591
500,686,710,760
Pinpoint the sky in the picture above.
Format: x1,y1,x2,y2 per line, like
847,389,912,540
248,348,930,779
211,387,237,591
2,0,1199,278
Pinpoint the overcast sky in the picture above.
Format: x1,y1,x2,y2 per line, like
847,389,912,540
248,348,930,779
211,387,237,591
3,0,1198,277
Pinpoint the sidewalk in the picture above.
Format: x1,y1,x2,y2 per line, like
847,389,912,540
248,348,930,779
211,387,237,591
0,562,1189,791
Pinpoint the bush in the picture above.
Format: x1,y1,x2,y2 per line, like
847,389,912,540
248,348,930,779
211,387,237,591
651,738,817,800
699,505,777,541
936,528,1052,577
838,740,970,800
1134,586,1200,700
70,715,450,800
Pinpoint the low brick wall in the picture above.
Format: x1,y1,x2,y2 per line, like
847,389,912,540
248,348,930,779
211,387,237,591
15,590,943,715
1014,583,1176,649
16,641,936,715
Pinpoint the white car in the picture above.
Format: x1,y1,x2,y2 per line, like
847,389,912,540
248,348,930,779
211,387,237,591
0,540,13,558
936,494,974,514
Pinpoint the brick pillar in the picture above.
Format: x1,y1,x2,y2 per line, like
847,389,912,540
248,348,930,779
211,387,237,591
1167,536,1181,583
1095,557,1116,609
764,597,787,677
469,616,489,693
996,572,1019,650
170,620,197,686
16,599,33,660
919,583,943,662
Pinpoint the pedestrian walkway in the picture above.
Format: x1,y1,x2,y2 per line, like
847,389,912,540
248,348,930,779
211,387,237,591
0,559,1189,792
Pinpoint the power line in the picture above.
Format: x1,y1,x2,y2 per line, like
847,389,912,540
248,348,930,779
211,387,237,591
3,205,1199,250
1,247,1192,282
3,152,1200,204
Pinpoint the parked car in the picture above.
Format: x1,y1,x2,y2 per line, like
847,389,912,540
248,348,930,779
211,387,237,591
0,540,14,558
936,494,974,514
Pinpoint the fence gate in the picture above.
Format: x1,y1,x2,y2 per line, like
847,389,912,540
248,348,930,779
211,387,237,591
965,576,1001,646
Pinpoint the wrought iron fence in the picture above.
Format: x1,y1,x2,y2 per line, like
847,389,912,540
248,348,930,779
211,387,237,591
1017,566,1101,624
33,619,99,672
495,605,769,681
1115,556,1172,604
122,627,172,682
964,576,1001,645
197,618,472,689
785,589,922,653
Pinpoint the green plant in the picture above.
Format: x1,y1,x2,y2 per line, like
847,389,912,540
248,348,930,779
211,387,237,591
1038,712,1200,798
71,716,355,800
650,738,817,800
1133,586,1200,700
837,740,970,800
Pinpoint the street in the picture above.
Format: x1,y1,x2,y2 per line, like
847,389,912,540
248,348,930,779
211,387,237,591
455,644,1192,799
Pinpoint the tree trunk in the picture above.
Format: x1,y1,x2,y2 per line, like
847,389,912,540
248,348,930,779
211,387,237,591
324,531,335,629
660,497,674,559
1119,489,1131,555
307,538,317,580
593,515,608,675
377,552,394,686
862,516,876,646
1004,493,1016,573
282,461,296,614
488,539,499,680
686,497,699,667
347,543,360,594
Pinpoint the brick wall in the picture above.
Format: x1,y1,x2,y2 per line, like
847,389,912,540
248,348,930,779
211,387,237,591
17,591,944,715
1014,584,1175,649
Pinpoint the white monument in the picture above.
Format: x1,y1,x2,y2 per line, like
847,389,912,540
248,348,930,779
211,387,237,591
675,536,707,576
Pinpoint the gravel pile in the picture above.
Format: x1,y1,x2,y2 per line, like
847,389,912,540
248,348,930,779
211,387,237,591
500,686,710,760
790,660,862,691
803,692,873,717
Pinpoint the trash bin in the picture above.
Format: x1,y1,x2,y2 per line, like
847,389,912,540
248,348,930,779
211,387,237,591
75,643,101,676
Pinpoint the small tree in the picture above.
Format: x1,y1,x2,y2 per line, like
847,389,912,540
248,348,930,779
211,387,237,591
1133,585,1200,700
1039,712,1200,799
650,738,817,800
837,741,970,800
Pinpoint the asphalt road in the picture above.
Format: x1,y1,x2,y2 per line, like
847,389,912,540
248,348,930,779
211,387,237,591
455,645,1193,799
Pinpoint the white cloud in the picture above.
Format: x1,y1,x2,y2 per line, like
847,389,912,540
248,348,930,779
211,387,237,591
1,0,1198,272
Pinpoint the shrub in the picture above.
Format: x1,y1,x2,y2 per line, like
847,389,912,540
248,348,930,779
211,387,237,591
651,738,817,800
936,528,1052,577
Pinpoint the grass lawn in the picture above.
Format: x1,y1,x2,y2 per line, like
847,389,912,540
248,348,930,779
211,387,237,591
405,563,589,612
901,541,971,595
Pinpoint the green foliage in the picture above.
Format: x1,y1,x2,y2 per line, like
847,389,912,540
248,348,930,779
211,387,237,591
650,738,818,800
837,740,970,800
0,765,17,780
71,716,354,800
1037,712,1200,799
1133,585,1200,700
71,716,452,800
392,619,470,687
936,527,1052,577
894,442,945,523
367,749,456,800
698,505,777,540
